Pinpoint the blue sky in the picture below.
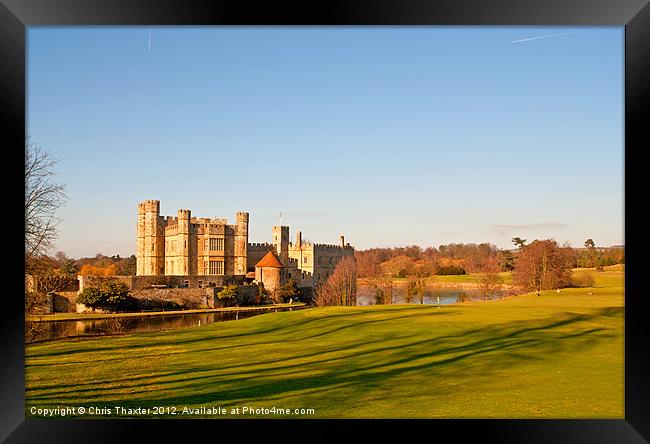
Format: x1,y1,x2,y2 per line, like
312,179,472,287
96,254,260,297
27,27,624,258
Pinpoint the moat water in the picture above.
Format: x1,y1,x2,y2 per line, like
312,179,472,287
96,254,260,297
31,287,492,342
356,286,484,306
29,306,306,342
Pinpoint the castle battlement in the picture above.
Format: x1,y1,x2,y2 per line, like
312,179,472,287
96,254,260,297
137,200,353,283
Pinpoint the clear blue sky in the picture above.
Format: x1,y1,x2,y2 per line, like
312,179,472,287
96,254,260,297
27,27,624,258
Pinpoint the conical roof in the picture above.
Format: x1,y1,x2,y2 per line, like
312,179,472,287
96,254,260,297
255,250,284,268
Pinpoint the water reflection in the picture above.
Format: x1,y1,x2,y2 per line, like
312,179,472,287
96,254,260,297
31,307,303,342
357,286,487,306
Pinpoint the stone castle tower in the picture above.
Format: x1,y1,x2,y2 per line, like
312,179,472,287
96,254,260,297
136,199,251,277
136,199,165,276
136,200,354,290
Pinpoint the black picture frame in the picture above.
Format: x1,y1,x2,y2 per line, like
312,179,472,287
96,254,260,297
2,0,647,442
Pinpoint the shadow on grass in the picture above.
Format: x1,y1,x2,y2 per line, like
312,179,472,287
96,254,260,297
26,307,622,412
26,305,437,360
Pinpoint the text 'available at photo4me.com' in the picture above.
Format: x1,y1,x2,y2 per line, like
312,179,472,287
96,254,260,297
29,405,316,417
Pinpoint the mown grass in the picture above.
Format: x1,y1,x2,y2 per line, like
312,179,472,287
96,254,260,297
26,267,623,419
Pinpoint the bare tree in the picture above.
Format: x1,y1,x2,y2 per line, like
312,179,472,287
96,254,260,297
315,257,357,306
25,140,67,272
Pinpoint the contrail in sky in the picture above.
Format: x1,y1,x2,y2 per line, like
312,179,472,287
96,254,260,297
147,30,151,51
512,30,583,43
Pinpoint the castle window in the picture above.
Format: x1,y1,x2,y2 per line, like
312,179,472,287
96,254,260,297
209,260,224,275
303,257,308,264
184,240,187,249
209,238,224,251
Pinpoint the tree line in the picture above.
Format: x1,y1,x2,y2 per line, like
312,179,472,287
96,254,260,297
354,240,623,279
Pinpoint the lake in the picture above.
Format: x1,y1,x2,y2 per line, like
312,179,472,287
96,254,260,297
357,286,483,306
29,306,306,342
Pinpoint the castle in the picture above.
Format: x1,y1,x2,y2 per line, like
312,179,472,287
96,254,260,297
136,200,354,290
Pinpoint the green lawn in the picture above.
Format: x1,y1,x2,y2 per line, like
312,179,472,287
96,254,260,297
25,274,623,419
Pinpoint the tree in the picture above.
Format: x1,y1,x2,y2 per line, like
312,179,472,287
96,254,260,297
61,258,79,276
123,255,137,275
79,264,118,276
315,257,357,306
25,140,67,273
256,282,270,304
498,249,516,271
361,276,393,305
478,271,504,300
584,239,596,249
77,281,134,311
217,285,239,301
406,277,427,304
513,239,572,294
511,237,527,249
275,279,301,303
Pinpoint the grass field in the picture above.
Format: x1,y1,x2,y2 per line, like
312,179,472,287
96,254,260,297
25,266,624,419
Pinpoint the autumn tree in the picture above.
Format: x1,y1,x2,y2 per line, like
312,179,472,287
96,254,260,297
513,239,572,294
79,264,118,276
315,256,357,306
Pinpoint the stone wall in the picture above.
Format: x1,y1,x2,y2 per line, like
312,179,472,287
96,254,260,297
64,284,262,313
247,243,274,271
78,274,245,292
131,287,216,309
53,291,79,313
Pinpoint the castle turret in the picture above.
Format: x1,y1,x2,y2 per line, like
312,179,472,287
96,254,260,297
296,230,302,247
177,209,191,275
137,199,165,276
272,225,289,265
340,235,345,248
234,212,249,275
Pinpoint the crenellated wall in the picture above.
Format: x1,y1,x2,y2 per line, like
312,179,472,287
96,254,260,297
136,200,354,291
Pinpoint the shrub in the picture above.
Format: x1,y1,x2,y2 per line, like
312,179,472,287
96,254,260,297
77,287,103,307
77,281,135,311
570,273,596,288
374,289,387,305
436,265,466,275
217,285,239,300
457,292,471,303
256,282,270,304
407,278,426,304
